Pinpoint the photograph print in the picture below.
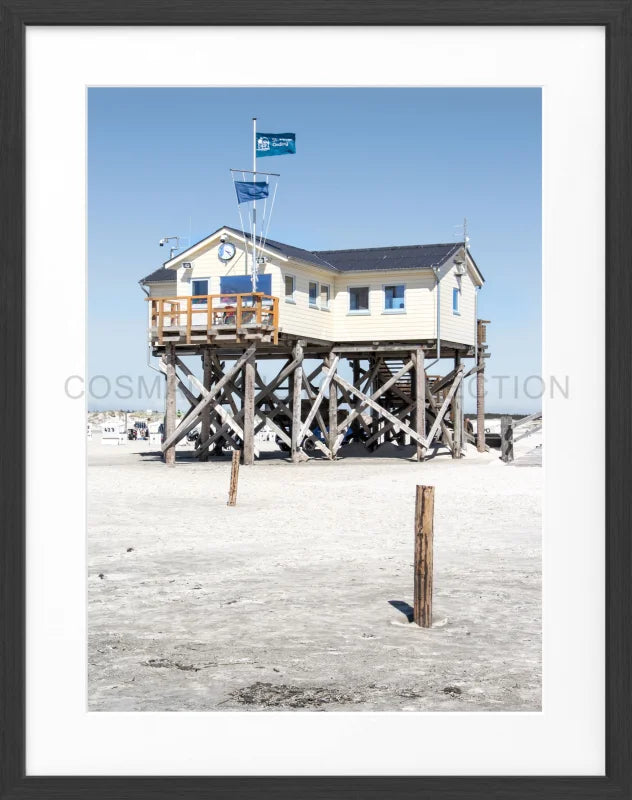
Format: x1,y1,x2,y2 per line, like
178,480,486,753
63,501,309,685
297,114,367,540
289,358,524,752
87,87,542,712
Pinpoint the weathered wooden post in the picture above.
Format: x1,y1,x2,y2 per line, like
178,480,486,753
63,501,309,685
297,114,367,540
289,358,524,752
414,348,426,461
476,319,489,452
199,348,212,462
243,349,256,465
500,415,514,462
227,449,240,506
327,351,338,458
291,340,304,463
351,359,362,442
163,343,177,467
413,485,435,628
452,353,462,459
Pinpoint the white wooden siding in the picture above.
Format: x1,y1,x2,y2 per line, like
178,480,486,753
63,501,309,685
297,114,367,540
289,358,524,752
436,262,477,346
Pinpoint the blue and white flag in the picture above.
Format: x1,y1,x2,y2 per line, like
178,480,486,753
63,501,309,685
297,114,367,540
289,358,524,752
256,133,296,158
234,180,270,204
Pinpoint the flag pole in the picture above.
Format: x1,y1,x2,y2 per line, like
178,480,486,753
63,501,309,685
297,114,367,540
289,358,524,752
252,117,257,292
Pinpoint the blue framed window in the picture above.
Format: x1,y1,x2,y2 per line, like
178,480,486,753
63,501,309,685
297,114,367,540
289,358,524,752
452,287,461,314
192,279,209,305
384,284,405,311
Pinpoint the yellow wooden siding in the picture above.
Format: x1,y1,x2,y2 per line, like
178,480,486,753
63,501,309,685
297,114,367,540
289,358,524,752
330,270,437,342
274,261,335,341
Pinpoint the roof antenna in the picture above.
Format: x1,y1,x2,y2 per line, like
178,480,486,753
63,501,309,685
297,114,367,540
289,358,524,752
453,217,470,250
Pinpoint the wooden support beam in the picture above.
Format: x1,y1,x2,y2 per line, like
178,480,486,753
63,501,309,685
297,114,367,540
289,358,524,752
291,340,304,463
452,354,463,459
175,356,252,453
430,366,459,396
476,319,488,452
365,403,414,447
424,375,454,451
161,344,256,451
243,349,256,465
333,359,414,453
195,356,298,457
163,344,177,466
298,356,339,443
200,349,212,461
211,354,240,416
338,382,371,437
327,353,338,459
414,349,426,461
424,366,464,448
351,360,362,440
300,372,333,458
332,372,425,447
159,357,198,409
414,485,434,628
331,344,426,354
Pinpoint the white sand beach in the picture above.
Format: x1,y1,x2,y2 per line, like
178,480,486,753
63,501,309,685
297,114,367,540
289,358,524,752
87,428,541,712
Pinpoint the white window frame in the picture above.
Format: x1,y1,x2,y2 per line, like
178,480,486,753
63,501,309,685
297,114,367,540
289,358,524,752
348,285,371,315
382,283,406,314
308,280,319,308
284,273,296,304
452,285,461,315
320,282,331,311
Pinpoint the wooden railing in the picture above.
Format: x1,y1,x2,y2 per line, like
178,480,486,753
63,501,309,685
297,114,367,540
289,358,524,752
500,411,542,462
148,293,279,345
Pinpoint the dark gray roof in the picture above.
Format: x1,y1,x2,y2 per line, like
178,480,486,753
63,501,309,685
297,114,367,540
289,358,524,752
141,226,482,281
225,227,468,275
223,226,334,270
314,242,463,272
141,265,176,283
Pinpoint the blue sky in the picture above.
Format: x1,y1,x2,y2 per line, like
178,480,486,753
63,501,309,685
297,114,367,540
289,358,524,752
88,87,541,412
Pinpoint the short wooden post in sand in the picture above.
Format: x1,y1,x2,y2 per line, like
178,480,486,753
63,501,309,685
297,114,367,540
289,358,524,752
227,449,240,506
414,485,435,627
500,415,514,462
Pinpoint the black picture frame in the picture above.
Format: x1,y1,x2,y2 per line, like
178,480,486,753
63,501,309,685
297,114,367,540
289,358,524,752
1,2,630,798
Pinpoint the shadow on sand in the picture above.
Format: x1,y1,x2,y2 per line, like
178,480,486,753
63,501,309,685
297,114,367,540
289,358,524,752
388,600,414,622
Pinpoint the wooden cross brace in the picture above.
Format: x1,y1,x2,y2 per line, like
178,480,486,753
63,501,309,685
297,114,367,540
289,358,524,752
161,344,257,452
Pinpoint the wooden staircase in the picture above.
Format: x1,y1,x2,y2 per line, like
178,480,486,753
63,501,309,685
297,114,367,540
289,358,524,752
376,358,412,405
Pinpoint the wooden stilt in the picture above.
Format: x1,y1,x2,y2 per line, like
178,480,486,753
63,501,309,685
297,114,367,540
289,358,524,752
227,449,240,505
413,485,434,628
476,319,488,452
243,349,256,466
452,353,462,459
200,348,212,461
414,348,426,461
291,340,304,463
327,352,338,459
163,343,177,467
351,360,361,441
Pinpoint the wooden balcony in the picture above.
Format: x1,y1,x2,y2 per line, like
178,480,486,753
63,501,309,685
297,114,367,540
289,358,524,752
148,293,279,347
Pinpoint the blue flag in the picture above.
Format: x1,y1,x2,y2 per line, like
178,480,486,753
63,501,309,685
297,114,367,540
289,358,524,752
256,133,296,158
234,180,269,204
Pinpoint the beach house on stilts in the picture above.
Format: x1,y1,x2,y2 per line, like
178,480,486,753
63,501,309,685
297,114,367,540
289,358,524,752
140,225,490,466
